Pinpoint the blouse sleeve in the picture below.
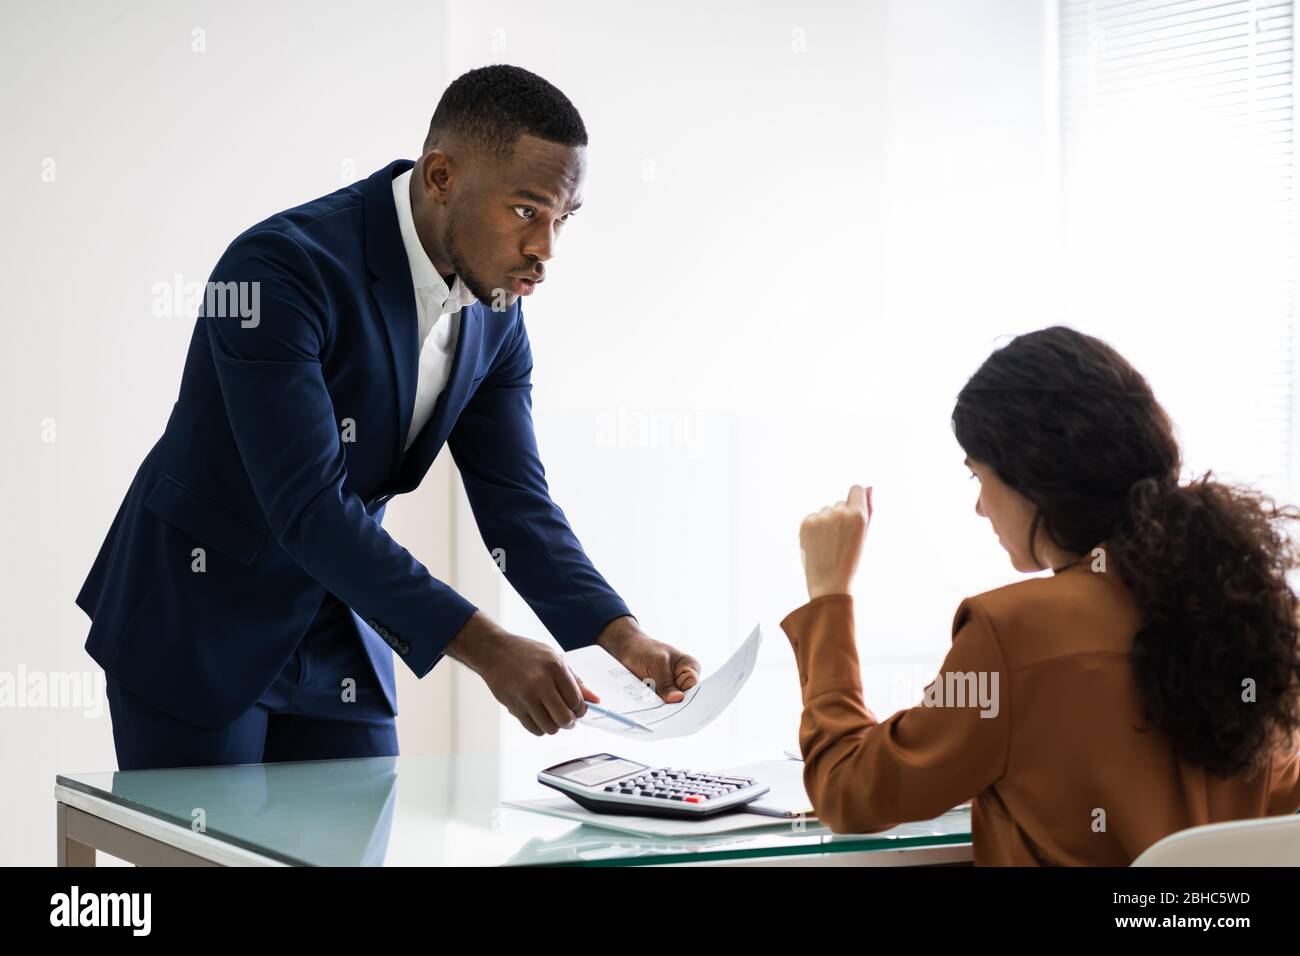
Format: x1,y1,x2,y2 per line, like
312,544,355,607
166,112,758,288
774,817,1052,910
780,594,1010,833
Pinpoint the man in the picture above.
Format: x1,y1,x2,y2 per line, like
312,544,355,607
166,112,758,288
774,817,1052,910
77,64,699,770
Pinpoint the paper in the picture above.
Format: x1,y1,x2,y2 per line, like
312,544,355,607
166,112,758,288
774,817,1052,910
566,625,762,739
501,797,800,838
504,796,972,840
723,759,815,817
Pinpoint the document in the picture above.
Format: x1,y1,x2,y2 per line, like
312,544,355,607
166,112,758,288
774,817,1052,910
566,624,762,739
724,759,815,817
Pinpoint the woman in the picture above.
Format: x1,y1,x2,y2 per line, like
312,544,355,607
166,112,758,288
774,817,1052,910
784,326,1300,865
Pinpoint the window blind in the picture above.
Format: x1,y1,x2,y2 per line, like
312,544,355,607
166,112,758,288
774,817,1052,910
1059,0,1297,500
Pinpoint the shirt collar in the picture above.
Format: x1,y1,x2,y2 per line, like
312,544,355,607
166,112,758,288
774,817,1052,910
391,168,477,313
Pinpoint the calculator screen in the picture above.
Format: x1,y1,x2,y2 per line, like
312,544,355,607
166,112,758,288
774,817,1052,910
549,755,647,787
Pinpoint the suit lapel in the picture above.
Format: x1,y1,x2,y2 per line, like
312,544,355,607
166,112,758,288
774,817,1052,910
363,158,419,462
398,302,483,487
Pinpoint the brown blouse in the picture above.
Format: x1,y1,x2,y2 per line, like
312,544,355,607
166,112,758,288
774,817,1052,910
779,558,1300,865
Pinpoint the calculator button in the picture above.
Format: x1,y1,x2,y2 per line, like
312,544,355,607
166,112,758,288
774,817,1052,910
684,795,706,803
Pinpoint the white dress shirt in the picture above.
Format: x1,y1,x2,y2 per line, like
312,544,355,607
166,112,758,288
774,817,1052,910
391,167,478,451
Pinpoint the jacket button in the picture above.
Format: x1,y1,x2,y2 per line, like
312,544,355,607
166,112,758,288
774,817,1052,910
397,641,410,654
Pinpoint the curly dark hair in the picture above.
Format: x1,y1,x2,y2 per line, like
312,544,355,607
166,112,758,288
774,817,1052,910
424,64,587,158
951,325,1300,776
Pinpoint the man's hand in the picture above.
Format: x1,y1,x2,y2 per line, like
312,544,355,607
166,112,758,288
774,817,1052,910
445,611,599,736
799,484,873,600
596,616,701,703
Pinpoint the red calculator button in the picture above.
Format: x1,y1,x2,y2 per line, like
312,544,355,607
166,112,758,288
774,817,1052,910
684,795,705,803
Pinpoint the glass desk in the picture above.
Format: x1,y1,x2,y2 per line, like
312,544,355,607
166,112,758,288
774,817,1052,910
56,753,972,866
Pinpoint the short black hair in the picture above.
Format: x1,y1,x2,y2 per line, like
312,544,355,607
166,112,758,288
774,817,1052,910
423,64,587,158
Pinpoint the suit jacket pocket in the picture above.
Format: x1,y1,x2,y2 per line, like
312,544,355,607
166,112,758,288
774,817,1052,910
143,475,268,567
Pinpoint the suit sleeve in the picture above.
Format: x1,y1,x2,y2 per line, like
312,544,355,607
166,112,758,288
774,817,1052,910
447,306,632,651
205,228,478,678
780,594,1009,833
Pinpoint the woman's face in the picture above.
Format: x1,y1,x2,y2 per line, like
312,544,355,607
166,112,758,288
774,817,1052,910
966,457,1061,573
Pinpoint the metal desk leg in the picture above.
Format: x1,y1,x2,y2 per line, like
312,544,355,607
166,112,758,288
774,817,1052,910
57,802,97,867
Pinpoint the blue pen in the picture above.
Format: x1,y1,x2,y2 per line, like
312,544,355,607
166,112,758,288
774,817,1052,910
583,702,654,732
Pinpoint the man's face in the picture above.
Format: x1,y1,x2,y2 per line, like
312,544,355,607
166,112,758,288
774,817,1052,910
441,133,586,310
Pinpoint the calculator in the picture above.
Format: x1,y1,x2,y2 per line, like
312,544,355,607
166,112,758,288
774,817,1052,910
538,753,770,819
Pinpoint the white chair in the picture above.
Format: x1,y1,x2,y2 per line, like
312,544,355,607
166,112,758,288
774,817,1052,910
1132,814,1300,866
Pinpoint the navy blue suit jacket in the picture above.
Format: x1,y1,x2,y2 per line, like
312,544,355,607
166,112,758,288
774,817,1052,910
76,159,632,728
